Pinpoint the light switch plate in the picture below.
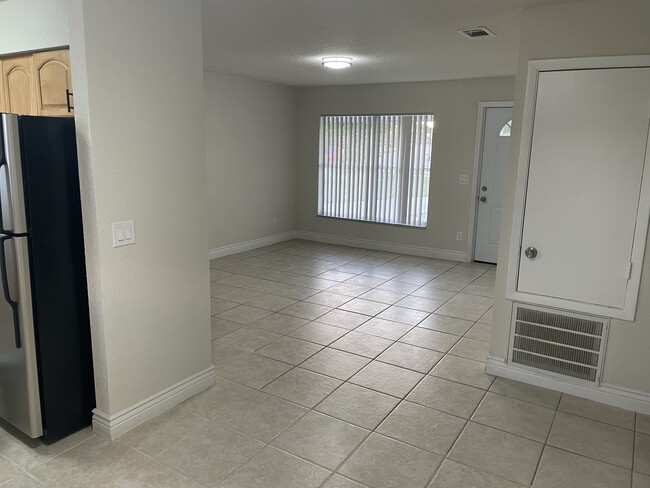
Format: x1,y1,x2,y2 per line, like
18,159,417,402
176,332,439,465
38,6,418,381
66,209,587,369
459,175,470,185
112,220,136,248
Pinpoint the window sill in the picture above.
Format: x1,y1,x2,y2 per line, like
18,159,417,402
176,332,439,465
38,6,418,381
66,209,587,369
316,214,428,230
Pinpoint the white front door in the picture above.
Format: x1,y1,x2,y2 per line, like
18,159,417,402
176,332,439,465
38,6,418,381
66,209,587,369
475,107,512,264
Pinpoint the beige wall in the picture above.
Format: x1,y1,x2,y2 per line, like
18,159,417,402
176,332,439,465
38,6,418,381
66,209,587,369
0,0,68,55
205,72,297,250
69,0,212,414
296,78,515,256
490,0,650,393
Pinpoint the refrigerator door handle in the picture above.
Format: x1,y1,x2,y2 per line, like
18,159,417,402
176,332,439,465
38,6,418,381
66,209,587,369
0,236,20,348
0,114,28,235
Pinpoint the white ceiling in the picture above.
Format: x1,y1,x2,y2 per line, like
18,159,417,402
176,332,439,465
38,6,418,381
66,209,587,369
201,0,584,86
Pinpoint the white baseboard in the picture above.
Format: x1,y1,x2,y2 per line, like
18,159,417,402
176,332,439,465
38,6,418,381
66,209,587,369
92,366,216,440
209,232,297,260
294,231,469,262
486,356,650,415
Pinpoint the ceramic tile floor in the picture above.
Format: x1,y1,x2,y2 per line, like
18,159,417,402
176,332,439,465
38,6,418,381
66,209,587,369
0,239,648,487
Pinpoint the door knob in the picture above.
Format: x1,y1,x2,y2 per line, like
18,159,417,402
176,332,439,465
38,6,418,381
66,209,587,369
480,196,487,203
525,247,538,259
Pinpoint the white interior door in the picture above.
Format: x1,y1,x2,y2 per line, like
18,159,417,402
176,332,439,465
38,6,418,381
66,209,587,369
475,107,512,264
517,67,650,308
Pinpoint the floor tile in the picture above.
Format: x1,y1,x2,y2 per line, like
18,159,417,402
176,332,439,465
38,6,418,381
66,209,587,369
377,306,429,325
339,433,442,488
429,459,524,488
300,348,370,380
395,296,445,313
272,284,321,300
489,377,561,409
219,446,330,488
448,337,489,362
558,394,635,429
289,322,349,345
478,307,493,324
377,342,443,373
376,401,465,455
340,298,390,316
305,291,354,308
153,420,264,486
30,437,201,488
215,305,272,325
249,313,308,334
211,391,308,442
635,472,650,488
321,474,369,488
211,298,239,316
245,293,298,312
354,317,413,340
636,432,650,474
0,425,93,472
271,411,368,470
211,317,244,340
448,422,543,485
639,414,650,435
317,309,370,330
359,289,407,305
349,361,424,398
406,375,486,419
410,286,457,301
256,336,323,365
330,332,393,359
533,445,631,488
430,355,494,390
547,411,634,468
327,283,372,297
315,383,400,430
472,392,556,442
281,302,333,320
217,326,281,352
464,322,492,342
0,456,23,484
399,328,459,353
212,343,291,388
262,368,342,408
416,314,473,336
181,377,255,419
120,407,206,457
377,280,420,294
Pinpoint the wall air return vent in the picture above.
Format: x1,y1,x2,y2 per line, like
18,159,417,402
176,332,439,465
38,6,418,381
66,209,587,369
508,303,609,385
458,27,496,39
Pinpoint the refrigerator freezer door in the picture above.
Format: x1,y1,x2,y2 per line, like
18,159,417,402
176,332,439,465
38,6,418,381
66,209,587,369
0,114,28,234
0,235,42,438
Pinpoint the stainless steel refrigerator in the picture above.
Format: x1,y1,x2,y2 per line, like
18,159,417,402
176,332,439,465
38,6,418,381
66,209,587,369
0,113,94,444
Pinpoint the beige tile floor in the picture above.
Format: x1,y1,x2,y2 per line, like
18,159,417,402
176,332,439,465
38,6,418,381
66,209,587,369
0,239,648,487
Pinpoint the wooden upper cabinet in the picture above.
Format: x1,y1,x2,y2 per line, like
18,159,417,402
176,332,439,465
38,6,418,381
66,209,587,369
33,50,73,117
2,56,37,116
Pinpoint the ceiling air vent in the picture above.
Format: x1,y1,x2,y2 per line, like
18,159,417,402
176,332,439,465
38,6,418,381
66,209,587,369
458,27,496,39
508,303,609,385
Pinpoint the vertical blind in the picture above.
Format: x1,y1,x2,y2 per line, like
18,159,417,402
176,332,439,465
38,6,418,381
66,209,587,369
318,114,434,228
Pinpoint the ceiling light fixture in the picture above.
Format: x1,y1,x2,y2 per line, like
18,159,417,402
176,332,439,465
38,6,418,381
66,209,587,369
322,57,353,70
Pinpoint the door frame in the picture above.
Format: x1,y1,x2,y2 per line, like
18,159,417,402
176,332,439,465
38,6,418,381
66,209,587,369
506,56,650,321
468,101,513,263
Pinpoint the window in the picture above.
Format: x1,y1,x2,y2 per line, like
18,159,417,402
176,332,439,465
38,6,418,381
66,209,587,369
318,114,434,228
500,120,512,137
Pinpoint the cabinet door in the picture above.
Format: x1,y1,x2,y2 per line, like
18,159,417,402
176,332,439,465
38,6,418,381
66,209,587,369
517,67,650,310
33,50,73,117
2,56,37,116
0,60,6,113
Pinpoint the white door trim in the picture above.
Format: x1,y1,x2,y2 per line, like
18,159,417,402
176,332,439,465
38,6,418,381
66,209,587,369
468,101,513,262
506,55,650,321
